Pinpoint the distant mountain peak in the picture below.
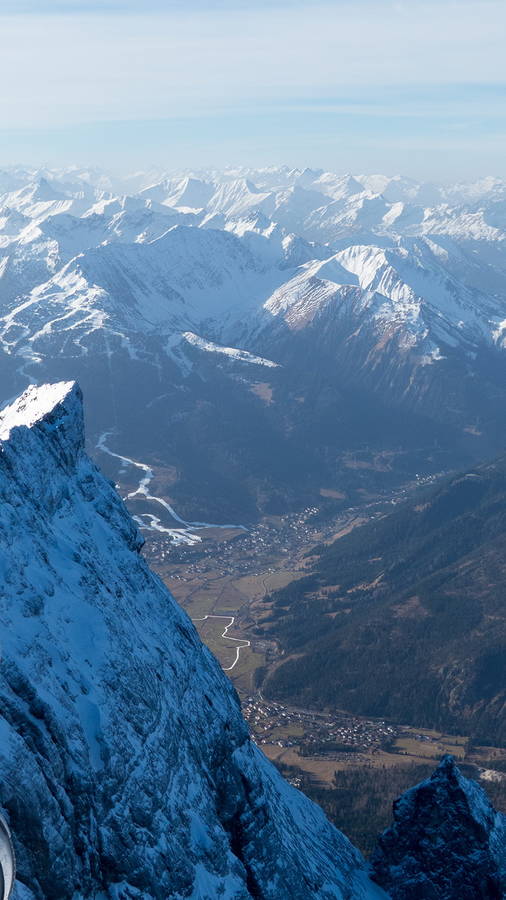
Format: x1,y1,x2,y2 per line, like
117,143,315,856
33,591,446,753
25,176,65,203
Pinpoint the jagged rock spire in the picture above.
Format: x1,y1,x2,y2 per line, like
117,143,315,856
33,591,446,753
371,755,506,899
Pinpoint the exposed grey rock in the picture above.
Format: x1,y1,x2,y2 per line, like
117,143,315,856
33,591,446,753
371,756,506,899
0,382,383,900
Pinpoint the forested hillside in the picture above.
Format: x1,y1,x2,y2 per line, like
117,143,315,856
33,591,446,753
263,456,506,744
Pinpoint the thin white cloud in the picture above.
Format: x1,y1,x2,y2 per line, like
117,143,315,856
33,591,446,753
0,1,504,128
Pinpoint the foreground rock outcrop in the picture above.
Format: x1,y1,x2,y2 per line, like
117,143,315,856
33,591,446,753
371,756,506,899
0,382,383,899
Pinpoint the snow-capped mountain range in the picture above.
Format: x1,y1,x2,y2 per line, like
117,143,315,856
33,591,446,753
1,164,506,526
2,165,505,363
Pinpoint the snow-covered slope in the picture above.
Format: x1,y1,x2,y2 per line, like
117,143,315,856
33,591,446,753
0,382,385,900
182,331,279,367
206,179,275,219
0,225,287,365
2,166,506,362
1,164,506,525
0,178,92,224
260,238,505,354
164,176,215,211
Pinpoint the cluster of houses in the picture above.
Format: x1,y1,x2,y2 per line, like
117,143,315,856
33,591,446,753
242,695,398,757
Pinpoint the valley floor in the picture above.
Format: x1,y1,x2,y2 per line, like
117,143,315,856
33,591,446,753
139,481,506,840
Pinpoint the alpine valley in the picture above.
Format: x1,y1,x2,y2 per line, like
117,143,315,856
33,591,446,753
0,381,384,899
1,382,505,899
2,165,506,897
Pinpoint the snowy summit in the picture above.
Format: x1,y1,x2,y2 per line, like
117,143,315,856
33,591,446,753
0,381,76,440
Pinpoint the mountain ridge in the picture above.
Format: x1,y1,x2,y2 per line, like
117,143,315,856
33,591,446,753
1,164,506,528
0,380,384,899
261,451,506,744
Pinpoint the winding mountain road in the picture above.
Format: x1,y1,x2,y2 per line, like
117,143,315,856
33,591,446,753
192,615,250,671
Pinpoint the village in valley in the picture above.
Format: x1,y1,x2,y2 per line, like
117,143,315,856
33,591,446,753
141,477,478,790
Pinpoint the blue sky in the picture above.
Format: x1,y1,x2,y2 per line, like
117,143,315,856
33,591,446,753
1,0,505,179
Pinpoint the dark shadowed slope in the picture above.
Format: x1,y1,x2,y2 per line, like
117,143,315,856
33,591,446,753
263,454,506,744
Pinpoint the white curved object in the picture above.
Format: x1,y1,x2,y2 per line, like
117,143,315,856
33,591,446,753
0,815,15,900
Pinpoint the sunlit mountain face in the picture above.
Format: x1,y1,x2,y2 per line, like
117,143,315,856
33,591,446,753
1,165,505,530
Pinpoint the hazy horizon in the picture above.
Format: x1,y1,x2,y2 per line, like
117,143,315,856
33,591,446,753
1,0,505,180
2,161,506,189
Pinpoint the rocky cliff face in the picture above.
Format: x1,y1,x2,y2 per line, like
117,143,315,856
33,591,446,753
0,382,383,900
371,756,506,899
